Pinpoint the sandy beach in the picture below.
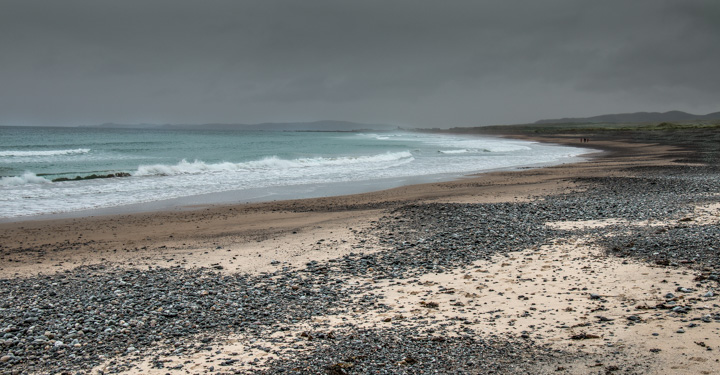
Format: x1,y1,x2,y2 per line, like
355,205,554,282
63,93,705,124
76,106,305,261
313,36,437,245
1,129,719,374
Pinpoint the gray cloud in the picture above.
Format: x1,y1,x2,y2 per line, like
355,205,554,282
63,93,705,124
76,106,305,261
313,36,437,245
0,0,718,127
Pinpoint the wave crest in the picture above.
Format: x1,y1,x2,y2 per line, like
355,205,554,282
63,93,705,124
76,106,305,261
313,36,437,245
439,148,491,154
0,149,90,157
439,149,470,154
134,151,414,177
0,172,52,186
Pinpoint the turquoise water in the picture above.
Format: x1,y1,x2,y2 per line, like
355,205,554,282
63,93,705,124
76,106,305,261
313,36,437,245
0,126,589,219
0,127,411,180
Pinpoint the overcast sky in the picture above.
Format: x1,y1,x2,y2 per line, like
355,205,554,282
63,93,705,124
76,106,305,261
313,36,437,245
1,0,718,127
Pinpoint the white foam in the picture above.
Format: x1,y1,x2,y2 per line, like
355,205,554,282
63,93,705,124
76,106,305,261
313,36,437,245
0,149,90,157
133,151,414,177
0,133,593,219
0,172,52,186
426,137,530,152
439,149,469,154
365,132,531,153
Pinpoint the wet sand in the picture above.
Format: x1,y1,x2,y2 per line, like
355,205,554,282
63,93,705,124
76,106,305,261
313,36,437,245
0,130,718,374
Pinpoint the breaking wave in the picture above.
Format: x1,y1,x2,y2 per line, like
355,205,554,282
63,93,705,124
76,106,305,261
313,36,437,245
133,151,414,177
439,149,492,154
0,149,90,157
0,172,52,186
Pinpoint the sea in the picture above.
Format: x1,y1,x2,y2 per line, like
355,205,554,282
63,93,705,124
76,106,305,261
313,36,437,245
0,126,590,220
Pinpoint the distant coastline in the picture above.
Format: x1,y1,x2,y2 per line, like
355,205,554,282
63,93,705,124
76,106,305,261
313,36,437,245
3,109,720,131
534,109,720,125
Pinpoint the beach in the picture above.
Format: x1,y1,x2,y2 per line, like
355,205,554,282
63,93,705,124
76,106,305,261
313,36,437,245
1,129,719,374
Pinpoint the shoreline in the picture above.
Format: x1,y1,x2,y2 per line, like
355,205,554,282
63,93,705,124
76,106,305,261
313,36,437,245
0,134,615,277
0,132,593,224
1,129,719,374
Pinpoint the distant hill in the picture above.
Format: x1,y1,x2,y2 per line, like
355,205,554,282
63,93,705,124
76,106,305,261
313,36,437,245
535,110,720,124
84,120,398,132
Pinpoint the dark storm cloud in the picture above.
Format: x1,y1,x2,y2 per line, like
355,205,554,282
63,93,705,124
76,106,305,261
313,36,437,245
0,0,718,127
